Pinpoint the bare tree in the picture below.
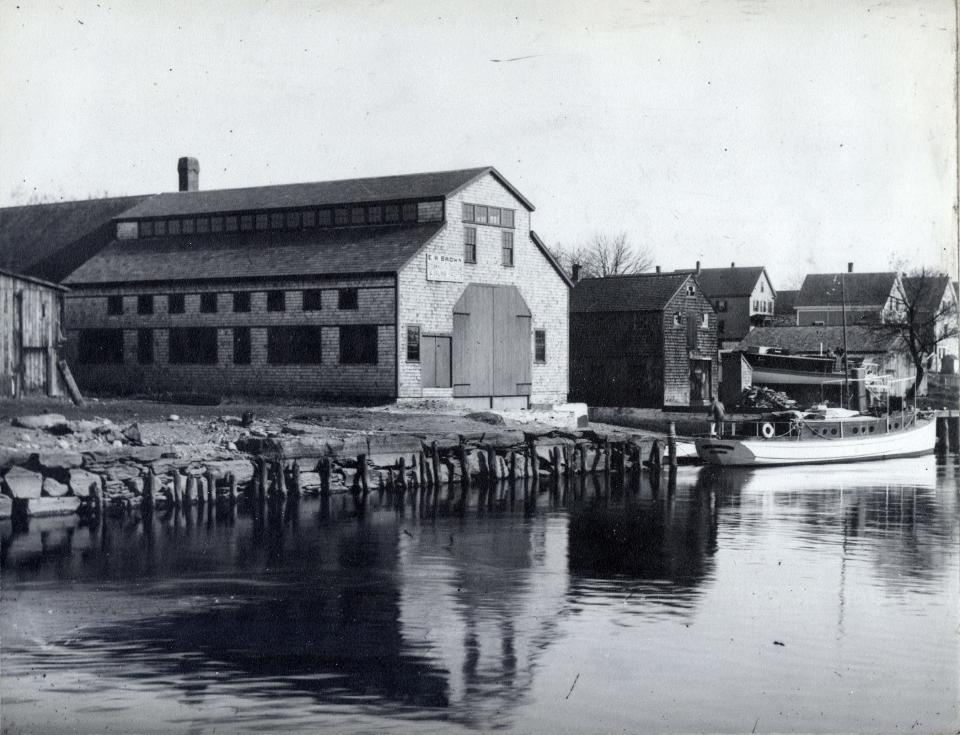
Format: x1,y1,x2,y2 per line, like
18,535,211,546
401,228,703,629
548,232,654,279
872,267,958,394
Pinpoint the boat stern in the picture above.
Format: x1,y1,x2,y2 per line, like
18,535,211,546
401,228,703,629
695,438,757,465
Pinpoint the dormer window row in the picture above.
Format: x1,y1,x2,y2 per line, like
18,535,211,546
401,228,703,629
124,199,444,239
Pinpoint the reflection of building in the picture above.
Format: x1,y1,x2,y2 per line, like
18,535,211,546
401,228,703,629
570,272,718,408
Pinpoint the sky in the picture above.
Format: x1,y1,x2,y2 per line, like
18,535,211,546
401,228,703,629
0,0,956,289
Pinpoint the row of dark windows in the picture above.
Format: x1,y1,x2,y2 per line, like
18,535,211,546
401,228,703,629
462,203,515,229
463,227,514,266
78,326,378,366
405,326,546,363
135,201,429,239
108,288,359,316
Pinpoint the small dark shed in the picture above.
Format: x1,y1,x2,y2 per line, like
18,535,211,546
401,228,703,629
570,272,718,408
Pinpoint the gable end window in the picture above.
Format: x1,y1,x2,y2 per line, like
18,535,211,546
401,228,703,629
534,329,546,363
107,295,123,315
464,227,477,264
406,326,420,362
501,231,514,267
338,288,359,310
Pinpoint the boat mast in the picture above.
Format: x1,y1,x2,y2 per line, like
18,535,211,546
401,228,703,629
840,271,849,408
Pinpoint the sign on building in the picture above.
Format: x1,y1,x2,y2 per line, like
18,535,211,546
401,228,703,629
426,253,463,283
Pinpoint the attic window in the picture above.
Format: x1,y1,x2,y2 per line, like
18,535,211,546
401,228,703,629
286,211,300,229
402,203,418,222
335,208,349,225
687,285,696,295
351,207,365,225
673,312,683,327
385,205,400,223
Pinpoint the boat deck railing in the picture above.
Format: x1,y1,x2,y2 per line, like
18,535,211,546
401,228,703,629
709,408,924,441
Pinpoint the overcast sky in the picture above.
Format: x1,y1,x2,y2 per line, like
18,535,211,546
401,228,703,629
0,0,956,288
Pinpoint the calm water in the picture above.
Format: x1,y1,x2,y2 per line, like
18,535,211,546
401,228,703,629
2,457,958,734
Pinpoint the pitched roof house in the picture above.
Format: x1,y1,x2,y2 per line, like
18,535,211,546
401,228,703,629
570,272,717,408
795,265,901,326
56,160,571,405
673,263,775,346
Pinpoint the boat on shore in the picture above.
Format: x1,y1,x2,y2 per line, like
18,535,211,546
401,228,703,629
695,406,936,466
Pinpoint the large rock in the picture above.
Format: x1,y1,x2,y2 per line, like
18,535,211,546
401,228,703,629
69,469,102,498
23,496,81,517
0,495,12,519
465,411,506,425
12,413,68,431
36,451,83,470
2,466,43,499
42,477,70,497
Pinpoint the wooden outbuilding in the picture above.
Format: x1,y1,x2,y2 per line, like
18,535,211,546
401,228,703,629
570,272,718,408
0,268,68,398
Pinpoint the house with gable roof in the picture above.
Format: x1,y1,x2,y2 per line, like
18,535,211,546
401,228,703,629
55,159,570,406
794,264,901,326
569,272,717,408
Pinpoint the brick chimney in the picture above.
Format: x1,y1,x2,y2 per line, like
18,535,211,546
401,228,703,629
178,157,199,192
730,262,735,267
655,265,661,273
847,262,854,273
571,263,580,283
695,260,701,275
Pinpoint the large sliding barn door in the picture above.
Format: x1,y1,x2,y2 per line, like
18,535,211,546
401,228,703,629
452,284,531,398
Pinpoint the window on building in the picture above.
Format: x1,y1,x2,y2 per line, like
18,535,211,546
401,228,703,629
211,216,224,233
501,209,515,228
402,203,418,222
233,292,251,313
718,319,725,334
701,313,710,328
270,213,285,229
253,213,267,230
240,214,253,231
267,290,286,312
154,220,167,236
267,326,323,364
196,217,210,234
463,203,475,222
167,219,181,235
233,327,251,365
367,206,383,224
78,329,123,364
475,205,488,224
753,299,759,311
687,284,696,295
137,295,153,315
716,299,728,312
139,221,153,238
673,312,683,327
169,327,218,364
302,210,316,228
464,227,477,264
760,281,765,293
225,216,238,232
535,329,546,363
501,231,514,267
487,207,501,226
406,326,420,362
813,320,825,326
339,325,378,364
137,329,153,365
335,208,349,225
181,218,195,235
168,293,185,314
385,205,400,223
338,288,358,310
318,209,332,226
200,292,218,313
351,207,365,225
302,289,323,311
107,295,123,315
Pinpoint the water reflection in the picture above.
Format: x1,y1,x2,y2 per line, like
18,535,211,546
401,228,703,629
2,459,958,734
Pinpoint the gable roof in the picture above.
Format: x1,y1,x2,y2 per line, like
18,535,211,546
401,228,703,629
673,266,768,297
0,267,68,291
0,195,151,282
570,272,693,313
738,325,902,354
901,274,954,313
64,224,443,285
774,289,799,315
529,231,573,288
117,167,533,220
795,272,898,308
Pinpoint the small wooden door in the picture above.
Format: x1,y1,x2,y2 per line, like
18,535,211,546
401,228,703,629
686,310,699,351
421,336,451,389
690,359,711,403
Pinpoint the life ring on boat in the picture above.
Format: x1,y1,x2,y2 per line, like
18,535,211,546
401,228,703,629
761,422,776,439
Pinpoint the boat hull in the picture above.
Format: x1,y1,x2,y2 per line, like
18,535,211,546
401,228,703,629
695,419,936,466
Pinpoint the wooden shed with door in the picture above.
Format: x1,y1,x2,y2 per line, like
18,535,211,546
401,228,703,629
0,268,68,398
569,272,718,408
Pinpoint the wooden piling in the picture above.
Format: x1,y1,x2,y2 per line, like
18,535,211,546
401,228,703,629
509,450,517,483
602,441,611,475
172,471,183,507
185,474,197,505
291,461,302,497
949,415,960,453
397,457,407,491
204,468,216,504
319,457,331,498
478,449,489,478
143,470,156,513
430,442,442,487
274,460,287,498
936,415,948,451
551,446,562,484
577,444,587,475
457,446,470,488
228,473,239,503
357,453,369,494
257,457,267,500
667,422,678,467
528,440,540,477
418,451,427,487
